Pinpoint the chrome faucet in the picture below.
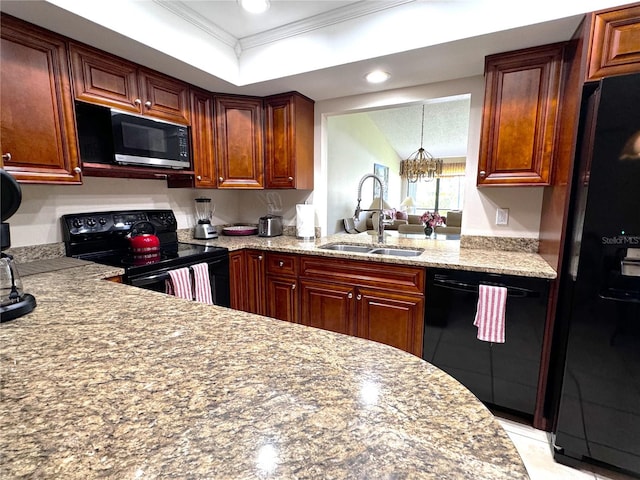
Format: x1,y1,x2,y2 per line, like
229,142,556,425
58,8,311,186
353,173,386,242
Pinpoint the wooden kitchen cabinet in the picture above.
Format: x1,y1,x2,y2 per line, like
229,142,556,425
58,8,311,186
299,279,356,335
214,95,264,189
478,43,565,186
190,88,217,188
229,249,266,315
264,92,314,189
0,14,81,184
69,42,190,125
299,256,425,356
586,3,640,81
265,253,299,322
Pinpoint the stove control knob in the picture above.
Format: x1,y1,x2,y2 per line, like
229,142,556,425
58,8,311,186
86,218,96,227
72,218,83,229
99,217,107,225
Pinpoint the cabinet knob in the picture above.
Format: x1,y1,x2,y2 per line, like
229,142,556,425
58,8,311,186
73,167,82,174
2,153,11,162
288,176,293,182
219,177,224,182
278,261,284,267
356,294,362,300
196,175,202,181
134,98,142,105
144,101,152,108
258,255,263,261
291,283,296,290
348,292,353,299
479,170,486,177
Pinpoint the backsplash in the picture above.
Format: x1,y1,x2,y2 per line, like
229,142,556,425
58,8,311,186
460,235,539,253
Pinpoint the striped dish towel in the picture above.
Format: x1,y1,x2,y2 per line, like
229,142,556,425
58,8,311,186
166,267,193,300
191,263,213,305
473,284,508,343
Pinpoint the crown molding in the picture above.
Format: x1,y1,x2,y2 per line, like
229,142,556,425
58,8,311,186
240,0,415,50
154,0,415,56
154,0,239,51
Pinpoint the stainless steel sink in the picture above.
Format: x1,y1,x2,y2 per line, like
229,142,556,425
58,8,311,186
319,244,372,253
319,244,424,257
368,248,424,257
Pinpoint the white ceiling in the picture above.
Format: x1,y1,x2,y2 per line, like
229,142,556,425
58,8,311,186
0,0,627,159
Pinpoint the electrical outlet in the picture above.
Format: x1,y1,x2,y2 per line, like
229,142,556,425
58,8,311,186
496,208,509,225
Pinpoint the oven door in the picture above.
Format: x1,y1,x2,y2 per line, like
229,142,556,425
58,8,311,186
126,256,230,307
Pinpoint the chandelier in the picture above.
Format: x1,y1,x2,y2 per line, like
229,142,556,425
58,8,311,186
399,105,443,182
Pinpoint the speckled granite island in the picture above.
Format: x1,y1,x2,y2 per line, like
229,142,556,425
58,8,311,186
1,259,531,479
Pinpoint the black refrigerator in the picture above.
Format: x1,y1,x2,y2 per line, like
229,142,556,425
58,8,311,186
551,73,640,475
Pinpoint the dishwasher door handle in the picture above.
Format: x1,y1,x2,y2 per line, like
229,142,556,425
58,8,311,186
432,278,539,298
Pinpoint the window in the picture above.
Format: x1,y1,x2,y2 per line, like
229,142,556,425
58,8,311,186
407,162,465,215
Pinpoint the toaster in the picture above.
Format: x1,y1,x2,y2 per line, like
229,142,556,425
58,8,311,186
258,215,283,237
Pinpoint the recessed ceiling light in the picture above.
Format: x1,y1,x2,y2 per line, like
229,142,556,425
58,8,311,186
365,70,391,84
238,0,270,14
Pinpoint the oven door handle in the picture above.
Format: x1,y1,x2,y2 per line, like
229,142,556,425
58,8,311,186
130,271,172,287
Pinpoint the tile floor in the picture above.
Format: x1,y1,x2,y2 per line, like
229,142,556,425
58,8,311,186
496,415,637,480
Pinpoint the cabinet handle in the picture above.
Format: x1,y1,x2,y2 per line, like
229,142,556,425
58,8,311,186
134,98,142,105
219,177,224,182
356,294,362,300
288,176,293,182
196,175,202,181
291,283,296,290
73,167,82,174
278,261,284,267
348,292,353,299
479,170,486,177
2,153,11,162
144,101,152,108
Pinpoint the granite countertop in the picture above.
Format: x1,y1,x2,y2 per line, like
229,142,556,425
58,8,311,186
179,231,557,279
0,262,530,479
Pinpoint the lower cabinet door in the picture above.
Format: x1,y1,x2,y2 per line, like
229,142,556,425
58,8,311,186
266,275,298,323
356,288,424,356
299,279,356,336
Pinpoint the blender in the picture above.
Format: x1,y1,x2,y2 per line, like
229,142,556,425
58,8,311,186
194,197,217,239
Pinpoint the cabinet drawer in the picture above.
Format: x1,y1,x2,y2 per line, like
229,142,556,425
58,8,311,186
266,252,299,276
300,256,424,294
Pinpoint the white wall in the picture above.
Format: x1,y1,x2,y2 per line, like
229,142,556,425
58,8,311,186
314,75,544,238
7,176,314,248
327,113,401,234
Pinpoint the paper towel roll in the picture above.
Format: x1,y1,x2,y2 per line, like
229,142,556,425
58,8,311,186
296,204,315,238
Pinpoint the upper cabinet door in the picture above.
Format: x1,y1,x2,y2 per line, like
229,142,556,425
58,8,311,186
478,43,565,186
139,69,190,125
587,3,640,81
190,88,217,188
214,95,264,189
69,42,140,113
0,15,81,183
69,42,190,125
264,92,314,189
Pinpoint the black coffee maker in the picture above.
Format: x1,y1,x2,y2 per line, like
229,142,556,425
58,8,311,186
1,170,36,322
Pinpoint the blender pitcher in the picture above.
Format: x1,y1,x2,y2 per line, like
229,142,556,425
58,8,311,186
194,197,217,239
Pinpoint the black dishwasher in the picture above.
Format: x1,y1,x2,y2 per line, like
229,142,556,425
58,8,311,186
423,268,550,416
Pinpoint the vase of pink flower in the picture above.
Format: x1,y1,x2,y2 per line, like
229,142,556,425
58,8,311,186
420,211,443,238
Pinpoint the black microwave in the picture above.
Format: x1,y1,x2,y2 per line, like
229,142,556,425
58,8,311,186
76,102,191,170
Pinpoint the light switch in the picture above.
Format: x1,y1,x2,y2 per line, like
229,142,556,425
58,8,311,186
496,208,509,225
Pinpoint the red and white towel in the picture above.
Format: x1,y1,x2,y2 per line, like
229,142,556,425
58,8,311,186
474,284,508,343
166,267,192,300
191,262,213,305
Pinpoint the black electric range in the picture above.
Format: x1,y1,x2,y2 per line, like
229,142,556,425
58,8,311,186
61,209,230,306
